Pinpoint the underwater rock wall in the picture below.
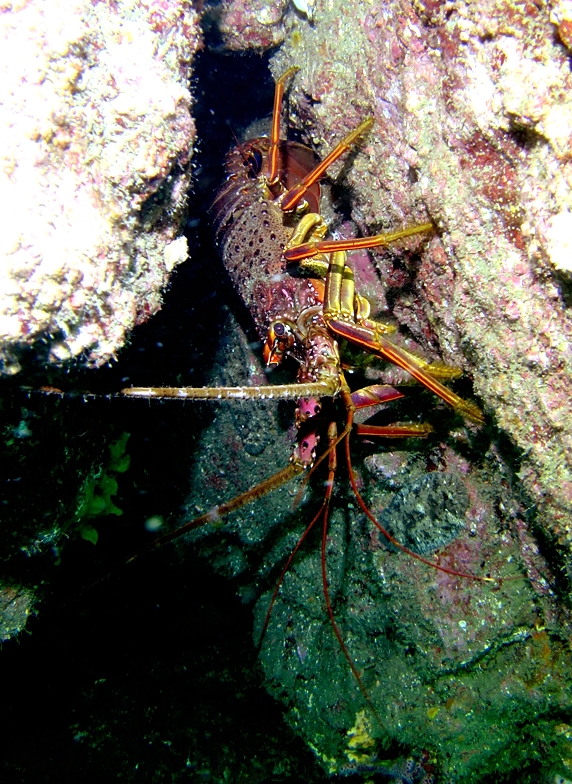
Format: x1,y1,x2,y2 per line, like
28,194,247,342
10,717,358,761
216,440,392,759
0,0,199,374
182,304,572,781
171,2,572,780
221,0,572,581
215,0,290,49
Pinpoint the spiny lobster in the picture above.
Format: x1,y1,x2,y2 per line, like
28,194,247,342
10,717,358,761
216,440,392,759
112,67,505,713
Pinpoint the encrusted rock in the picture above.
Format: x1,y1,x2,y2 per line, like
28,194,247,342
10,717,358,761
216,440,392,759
264,0,572,581
0,0,200,374
379,471,468,555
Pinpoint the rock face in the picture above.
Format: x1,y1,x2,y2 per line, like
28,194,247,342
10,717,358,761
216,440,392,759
174,1,572,780
181,307,572,783
0,0,200,374
214,0,289,50
258,0,572,581
3,1,571,779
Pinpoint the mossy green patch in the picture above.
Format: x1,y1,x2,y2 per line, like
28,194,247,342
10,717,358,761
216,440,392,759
76,432,130,543
80,525,99,545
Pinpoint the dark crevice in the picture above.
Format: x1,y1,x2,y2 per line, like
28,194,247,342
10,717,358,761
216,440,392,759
0,46,330,784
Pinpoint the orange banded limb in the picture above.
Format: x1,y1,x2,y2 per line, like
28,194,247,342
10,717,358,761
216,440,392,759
259,423,340,646
349,385,434,438
121,461,305,573
329,320,484,424
284,222,434,262
281,118,374,213
258,421,378,714
350,384,404,409
343,435,495,583
355,321,463,381
266,66,299,187
355,423,434,438
82,461,306,594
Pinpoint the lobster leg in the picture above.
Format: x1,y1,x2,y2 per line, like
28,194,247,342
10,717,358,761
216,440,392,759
330,319,483,424
349,383,434,438
337,384,495,582
321,251,484,424
284,221,434,262
281,118,374,212
266,66,299,188
123,462,305,569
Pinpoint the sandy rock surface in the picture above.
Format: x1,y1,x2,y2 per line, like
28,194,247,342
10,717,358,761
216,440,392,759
0,0,200,374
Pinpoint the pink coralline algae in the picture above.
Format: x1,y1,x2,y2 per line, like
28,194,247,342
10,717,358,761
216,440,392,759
250,0,572,580
211,0,320,51
0,0,200,375
214,0,290,50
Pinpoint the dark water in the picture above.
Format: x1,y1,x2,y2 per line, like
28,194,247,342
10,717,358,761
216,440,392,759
0,50,331,784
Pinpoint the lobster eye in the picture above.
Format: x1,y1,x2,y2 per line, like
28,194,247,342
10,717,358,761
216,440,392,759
245,148,263,177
